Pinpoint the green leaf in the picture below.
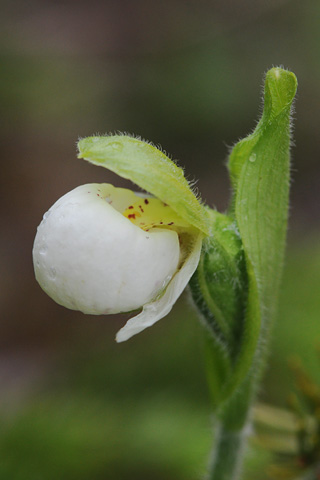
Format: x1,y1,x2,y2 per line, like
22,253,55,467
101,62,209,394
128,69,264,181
77,135,210,235
225,67,297,396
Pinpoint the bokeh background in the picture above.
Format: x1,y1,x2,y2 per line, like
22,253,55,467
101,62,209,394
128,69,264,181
1,0,320,478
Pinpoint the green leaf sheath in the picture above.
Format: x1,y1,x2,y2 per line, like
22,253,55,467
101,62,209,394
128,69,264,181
77,136,210,235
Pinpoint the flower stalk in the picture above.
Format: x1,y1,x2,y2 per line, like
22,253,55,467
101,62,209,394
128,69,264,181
190,67,297,479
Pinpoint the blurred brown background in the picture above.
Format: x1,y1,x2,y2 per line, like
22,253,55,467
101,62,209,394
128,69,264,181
1,1,320,479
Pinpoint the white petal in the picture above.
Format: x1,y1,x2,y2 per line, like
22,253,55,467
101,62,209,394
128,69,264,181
33,184,180,314
116,233,203,342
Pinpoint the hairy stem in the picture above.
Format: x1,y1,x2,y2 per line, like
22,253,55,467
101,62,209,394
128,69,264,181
208,420,251,480
207,374,254,479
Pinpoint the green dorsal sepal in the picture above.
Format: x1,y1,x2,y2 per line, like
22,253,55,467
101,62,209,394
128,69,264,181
78,135,211,235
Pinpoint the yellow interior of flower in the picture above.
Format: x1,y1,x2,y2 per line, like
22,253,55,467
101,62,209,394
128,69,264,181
122,198,190,232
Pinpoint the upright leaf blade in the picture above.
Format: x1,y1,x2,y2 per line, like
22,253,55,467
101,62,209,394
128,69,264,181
225,68,297,396
78,136,210,235
230,67,297,316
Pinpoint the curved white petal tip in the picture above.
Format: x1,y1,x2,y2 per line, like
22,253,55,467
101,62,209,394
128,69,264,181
115,233,203,342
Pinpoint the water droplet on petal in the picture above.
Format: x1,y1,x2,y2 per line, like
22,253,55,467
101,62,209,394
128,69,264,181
249,153,256,163
49,267,56,280
39,244,48,255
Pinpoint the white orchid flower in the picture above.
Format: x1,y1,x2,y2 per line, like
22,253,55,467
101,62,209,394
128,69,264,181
33,136,210,341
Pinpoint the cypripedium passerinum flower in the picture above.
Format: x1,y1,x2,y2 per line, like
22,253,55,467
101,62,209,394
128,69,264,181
32,68,299,480
33,135,210,342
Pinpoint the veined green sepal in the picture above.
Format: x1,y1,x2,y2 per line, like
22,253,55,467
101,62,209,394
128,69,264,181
190,210,247,348
78,135,210,235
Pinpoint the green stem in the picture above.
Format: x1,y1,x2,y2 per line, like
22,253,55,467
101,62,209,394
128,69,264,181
207,374,254,479
208,420,251,480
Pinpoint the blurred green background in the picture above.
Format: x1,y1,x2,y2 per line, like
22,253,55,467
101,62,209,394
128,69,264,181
1,0,320,478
